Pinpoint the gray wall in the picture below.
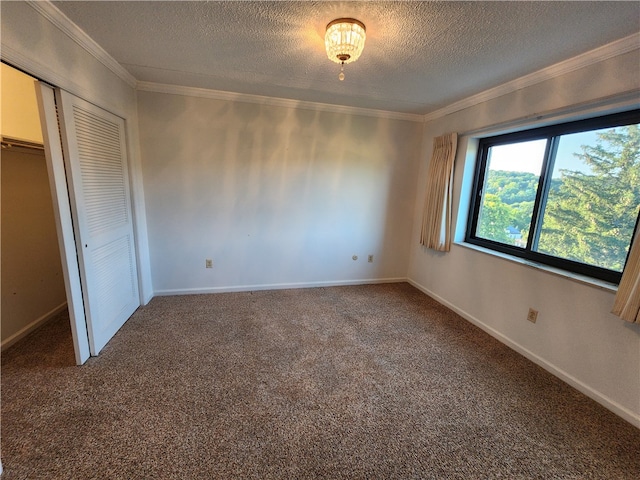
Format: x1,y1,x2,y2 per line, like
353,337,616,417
138,91,423,293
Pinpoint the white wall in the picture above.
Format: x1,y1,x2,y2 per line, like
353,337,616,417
0,0,153,303
408,49,640,426
137,90,422,293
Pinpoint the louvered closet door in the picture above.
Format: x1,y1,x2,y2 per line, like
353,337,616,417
56,90,140,355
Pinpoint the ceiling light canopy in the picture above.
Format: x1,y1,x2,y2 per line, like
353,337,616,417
325,18,366,81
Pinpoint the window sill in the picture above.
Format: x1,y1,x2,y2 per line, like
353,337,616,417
454,241,618,293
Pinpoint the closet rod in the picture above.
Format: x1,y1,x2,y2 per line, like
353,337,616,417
1,137,45,151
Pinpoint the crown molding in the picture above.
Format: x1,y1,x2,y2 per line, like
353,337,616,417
26,0,137,88
136,82,425,122
423,32,640,123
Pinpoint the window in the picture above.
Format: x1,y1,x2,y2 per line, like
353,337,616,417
466,110,640,284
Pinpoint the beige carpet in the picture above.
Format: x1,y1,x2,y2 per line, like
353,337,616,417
1,283,639,479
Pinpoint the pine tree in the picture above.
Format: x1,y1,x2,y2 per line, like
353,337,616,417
537,125,640,271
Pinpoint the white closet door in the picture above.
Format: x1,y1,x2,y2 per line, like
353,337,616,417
56,89,140,355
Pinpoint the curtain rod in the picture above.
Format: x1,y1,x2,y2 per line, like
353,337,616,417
458,89,640,138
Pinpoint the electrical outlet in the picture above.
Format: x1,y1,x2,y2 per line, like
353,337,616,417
205,259,213,268
368,255,374,263
527,308,538,323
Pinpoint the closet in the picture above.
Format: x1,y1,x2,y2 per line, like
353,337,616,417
1,63,69,350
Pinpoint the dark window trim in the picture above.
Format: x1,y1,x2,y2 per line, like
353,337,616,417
465,109,640,285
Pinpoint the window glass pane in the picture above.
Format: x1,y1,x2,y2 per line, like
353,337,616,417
475,139,546,246
536,125,640,272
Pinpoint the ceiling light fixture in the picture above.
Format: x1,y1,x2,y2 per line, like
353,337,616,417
325,18,366,81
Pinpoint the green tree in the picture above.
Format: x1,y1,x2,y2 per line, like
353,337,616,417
537,125,640,271
513,200,535,240
477,193,515,244
485,171,539,205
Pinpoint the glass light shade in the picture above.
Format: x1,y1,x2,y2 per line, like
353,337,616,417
325,18,366,64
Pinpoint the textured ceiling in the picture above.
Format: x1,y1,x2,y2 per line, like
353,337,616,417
53,1,640,115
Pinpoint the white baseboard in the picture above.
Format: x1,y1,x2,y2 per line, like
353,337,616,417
1,302,68,352
407,279,640,429
154,277,408,296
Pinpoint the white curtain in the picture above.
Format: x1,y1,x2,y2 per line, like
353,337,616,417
420,132,458,251
612,226,640,323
